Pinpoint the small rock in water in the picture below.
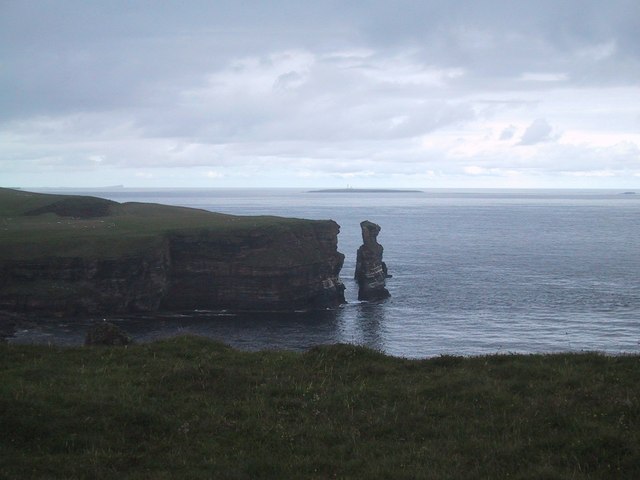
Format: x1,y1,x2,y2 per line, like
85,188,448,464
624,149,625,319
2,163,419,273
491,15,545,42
85,321,132,346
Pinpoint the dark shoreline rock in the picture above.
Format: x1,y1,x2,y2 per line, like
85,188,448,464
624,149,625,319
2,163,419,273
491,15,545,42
355,220,390,301
85,321,132,346
0,311,18,342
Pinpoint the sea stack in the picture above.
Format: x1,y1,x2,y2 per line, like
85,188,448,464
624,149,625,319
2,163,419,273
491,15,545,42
355,220,390,301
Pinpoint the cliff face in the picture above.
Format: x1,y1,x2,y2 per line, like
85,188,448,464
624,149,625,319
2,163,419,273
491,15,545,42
0,248,171,315
0,220,345,316
162,221,345,311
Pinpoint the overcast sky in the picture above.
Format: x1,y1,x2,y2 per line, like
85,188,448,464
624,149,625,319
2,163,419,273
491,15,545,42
2,0,639,188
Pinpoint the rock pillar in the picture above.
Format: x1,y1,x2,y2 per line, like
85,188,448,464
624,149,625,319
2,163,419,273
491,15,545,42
354,220,390,301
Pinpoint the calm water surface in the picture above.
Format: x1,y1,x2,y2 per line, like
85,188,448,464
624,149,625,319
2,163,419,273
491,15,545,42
11,188,640,358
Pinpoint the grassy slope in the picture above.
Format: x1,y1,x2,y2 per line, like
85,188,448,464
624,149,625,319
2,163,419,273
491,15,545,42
1,337,638,479
0,188,312,260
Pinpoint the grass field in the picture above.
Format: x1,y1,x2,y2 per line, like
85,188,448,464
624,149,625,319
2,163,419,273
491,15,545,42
1,336,638,479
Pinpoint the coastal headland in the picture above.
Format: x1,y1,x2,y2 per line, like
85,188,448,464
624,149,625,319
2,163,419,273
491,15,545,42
0,188,345,316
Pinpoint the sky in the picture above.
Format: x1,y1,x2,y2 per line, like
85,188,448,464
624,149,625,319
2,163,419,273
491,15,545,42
1,0,639,189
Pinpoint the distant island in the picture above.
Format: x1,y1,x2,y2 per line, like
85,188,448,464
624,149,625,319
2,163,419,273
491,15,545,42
309,188,423,193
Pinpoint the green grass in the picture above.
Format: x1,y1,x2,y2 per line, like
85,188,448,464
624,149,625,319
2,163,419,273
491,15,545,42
1,337,638,479
0,188,317,260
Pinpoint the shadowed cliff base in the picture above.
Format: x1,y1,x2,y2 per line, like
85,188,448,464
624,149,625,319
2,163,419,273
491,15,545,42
0,188,345,315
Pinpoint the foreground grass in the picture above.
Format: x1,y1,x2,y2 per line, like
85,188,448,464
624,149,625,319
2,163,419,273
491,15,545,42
1,337,638,479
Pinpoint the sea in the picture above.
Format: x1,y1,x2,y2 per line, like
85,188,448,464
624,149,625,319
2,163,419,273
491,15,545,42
9,188,640,358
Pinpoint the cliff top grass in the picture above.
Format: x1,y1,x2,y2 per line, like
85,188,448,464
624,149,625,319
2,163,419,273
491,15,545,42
1,336,638,479
0,188,321,260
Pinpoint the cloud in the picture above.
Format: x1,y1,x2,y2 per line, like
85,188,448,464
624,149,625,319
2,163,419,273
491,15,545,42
2,1,639,123
577,40,617,61
499,125,517,141
133,49,477,146
519,73,569,82
1,1,640,188
518,119,557,145
561,170,616,177
463,166,521,177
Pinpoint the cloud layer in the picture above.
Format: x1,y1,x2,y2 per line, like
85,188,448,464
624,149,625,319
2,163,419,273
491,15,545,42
1,0,639,187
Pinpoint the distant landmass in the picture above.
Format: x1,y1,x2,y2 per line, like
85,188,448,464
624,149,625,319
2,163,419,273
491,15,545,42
309,188,423,193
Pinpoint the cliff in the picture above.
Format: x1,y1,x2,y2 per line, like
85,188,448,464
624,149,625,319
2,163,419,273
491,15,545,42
162,221,345,311
0,188,345,315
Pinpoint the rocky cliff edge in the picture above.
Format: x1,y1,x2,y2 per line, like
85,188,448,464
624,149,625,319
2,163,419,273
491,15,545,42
0,188,345,315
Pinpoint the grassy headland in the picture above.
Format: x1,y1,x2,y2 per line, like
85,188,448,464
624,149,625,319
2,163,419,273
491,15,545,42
1,187,346,314
0,188,310,260
1,337,638,479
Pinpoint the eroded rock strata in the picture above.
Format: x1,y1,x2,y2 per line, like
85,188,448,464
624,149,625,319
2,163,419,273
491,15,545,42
0,250,171,315
161,222,345,311
0,189,345,315
355,220,390,301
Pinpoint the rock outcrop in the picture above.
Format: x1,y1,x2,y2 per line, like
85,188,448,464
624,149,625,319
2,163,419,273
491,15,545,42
85,321,132,346
0,312,17,342
354,220,390,301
